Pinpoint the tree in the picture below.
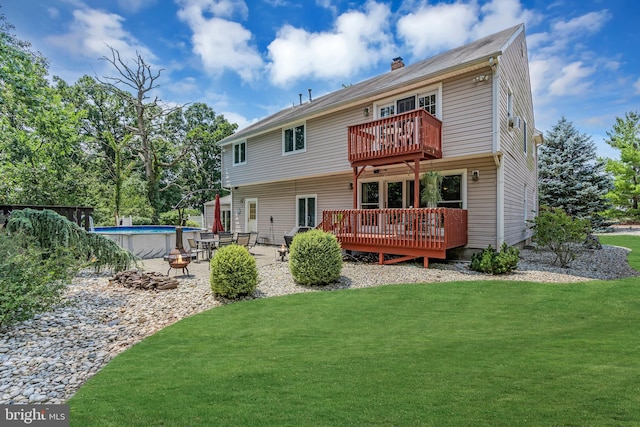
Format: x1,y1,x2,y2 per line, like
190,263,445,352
0,15,85,205
163,103,237,212
605,111,640,221
55,75,139,224
99,47,186,223
538,117,611,229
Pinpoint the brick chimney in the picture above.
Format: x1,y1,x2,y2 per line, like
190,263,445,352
391,57,404,71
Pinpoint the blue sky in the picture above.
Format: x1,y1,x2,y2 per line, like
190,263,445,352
3,0,639,159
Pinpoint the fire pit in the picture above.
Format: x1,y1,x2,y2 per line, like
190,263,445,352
166,227,190,276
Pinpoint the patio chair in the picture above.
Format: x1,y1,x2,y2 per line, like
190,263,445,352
187,238,207,262
235,232,251,248
247,231,259,252
284,234,294,249
217,231,234,248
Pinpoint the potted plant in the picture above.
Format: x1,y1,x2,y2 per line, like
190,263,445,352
420,171,443,208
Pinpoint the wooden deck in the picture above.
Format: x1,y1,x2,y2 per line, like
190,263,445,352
348,108,442,167
322,208,468,267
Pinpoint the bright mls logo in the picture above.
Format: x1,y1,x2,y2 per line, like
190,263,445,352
1,405,69,426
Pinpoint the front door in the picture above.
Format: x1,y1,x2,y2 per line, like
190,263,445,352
245,198,258,232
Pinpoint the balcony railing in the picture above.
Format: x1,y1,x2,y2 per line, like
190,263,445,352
348,109,442,167
322,208,467,266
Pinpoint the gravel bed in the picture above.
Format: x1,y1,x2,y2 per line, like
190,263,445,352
0,241,637,405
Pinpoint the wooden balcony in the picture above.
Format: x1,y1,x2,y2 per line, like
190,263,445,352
348,109,442,168
322,208,467,267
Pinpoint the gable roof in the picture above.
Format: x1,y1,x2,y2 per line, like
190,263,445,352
220,24,524,146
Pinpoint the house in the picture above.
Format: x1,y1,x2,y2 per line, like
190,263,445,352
218,24,542,267
203,195,232,231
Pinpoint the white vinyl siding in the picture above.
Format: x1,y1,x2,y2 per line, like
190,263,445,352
441,72,493,157
230,174,353,245
499,30,537,246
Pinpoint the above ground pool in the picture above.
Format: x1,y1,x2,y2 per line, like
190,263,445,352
93,226,202,259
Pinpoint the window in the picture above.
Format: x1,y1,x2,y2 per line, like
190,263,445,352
361,182,380,209
379,104,395,117
297,195,316,227
507,86,513,118
523,120,528,154
396,96,416,114
233,141,246,165
221,210,231,231
439,175,463,208
524,185,528,223
284,124,305,154
419,92,437,116
374,83,441,120
406,174,463,208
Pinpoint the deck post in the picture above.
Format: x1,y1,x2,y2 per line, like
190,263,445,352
352,167,358,209
413,158,420,208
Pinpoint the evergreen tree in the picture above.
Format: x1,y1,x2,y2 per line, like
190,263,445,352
605,111,640,221
538,117,611,229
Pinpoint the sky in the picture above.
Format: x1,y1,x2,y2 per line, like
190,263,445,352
2,0,639,159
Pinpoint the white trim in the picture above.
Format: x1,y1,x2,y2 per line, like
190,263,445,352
358,169,467,209
232,141,247,166
244,198,258,233
282,122,307,156
373,82,443,120
295,194,317,227
492,55,504,247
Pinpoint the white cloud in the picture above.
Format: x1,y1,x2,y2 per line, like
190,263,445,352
177,0,262,81
47,7,60,19
634,78,640,95
221,110,254,130
548,61,595,96
117,0,157,13
552,10,610,35
472,0,537,39
397,0,537,58
267,1,394,86
528,9,612,105
529,57,556,101
316,0,337,16
532,9,611,55
46,8,156,64
397,2,477,56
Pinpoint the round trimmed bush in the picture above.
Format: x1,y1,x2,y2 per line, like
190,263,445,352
210,244,258,298
289,229,343,285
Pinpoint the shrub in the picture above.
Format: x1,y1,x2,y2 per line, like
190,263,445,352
470,243,520,274
7,209,136,272
131,216,153,225
289,230,343,285
0,232,72,328
160,209,201,226
529,207,590,267
210,244,258,298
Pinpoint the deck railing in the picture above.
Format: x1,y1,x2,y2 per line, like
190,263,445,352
321,208,467,251
348,109,442,166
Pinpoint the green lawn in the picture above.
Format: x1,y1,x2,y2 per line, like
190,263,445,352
69,236,640,426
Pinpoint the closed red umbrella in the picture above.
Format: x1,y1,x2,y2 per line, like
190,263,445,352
212,193,224,234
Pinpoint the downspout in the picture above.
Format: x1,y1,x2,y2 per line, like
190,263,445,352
491,56,504,248
220,145,234,232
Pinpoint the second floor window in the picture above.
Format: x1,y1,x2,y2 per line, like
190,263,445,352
284,124,305,154
419,92,437,116
233,141,246,165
